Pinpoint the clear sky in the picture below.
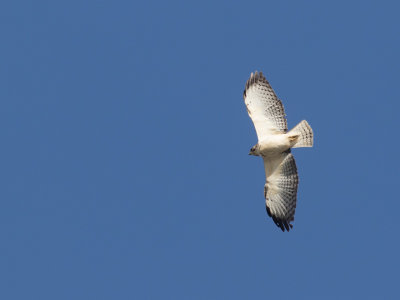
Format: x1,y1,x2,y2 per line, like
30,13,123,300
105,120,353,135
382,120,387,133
2,0,400,299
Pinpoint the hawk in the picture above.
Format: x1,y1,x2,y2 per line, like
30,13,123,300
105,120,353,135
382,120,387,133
243,71,313,232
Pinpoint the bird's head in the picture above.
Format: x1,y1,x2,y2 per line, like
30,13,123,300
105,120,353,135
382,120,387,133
249,145,259,156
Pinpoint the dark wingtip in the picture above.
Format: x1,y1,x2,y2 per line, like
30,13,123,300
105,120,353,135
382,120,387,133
243,70,268,99
266,204,272,217
266,205,293,232
283,222,290,231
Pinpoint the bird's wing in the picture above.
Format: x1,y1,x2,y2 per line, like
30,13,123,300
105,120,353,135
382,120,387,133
243,71,287,141
263,151,298,232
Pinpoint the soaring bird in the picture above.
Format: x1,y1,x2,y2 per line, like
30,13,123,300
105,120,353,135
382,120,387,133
243,71,313,231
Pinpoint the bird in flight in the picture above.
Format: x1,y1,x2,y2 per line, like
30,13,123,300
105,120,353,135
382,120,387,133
243,71,313,231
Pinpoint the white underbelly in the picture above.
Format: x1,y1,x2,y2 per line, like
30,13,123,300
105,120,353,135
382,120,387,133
259,134,290,156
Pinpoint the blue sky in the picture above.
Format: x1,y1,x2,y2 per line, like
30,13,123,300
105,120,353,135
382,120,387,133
1,0,400,299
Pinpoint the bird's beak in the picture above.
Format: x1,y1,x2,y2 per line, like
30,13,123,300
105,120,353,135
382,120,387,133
248,152,252,155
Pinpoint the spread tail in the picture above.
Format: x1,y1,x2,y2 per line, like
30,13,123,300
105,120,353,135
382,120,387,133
288,120,313,148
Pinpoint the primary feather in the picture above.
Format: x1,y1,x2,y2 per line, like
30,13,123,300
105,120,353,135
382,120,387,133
244,71,287,139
